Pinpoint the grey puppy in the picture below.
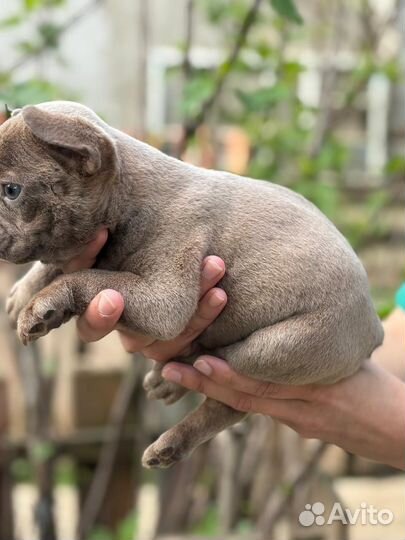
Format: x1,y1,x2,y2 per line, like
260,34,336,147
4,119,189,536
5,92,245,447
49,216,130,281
0,101,383,468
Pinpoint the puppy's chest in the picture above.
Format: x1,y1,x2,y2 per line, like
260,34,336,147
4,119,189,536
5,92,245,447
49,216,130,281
93,234,157,275
93,235,138,273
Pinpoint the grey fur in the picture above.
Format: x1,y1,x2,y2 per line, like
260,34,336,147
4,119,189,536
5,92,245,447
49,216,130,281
0,101,383,468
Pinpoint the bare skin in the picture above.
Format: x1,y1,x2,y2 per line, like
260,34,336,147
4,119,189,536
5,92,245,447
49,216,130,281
69,230,405,470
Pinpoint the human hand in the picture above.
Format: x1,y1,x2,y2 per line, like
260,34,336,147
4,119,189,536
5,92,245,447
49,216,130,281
63,229,227,358
162,354,405,469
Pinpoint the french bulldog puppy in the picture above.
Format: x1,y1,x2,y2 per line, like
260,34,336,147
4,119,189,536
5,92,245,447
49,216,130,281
0,102,383,468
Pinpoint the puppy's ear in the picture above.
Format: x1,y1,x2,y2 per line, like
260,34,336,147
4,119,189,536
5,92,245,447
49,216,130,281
22,105,115,176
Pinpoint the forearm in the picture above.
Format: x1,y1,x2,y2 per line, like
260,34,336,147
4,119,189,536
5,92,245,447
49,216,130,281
325,362,405,470
163,356,405,470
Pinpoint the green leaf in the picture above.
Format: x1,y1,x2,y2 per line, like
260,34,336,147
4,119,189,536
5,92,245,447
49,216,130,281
192,506,219,535
0,79,65,108
282,61,304,82
270,0,303,24
182,74,216,118
296,182,340,218
117,512,139,540
31,441,56,464
0,14,24,29
377,300,395,319
11,458,34,483
379,59,400,81
24,0,43,11
16,40,42,55
44,0,66,6
202,0,249,24
385,155,405,175
0,72,12,86
38,22,61,48
236,83,291,112
87,527,113,540
55,457,77,486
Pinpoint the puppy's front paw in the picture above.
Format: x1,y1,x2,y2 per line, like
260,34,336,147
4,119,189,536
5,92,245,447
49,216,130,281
17,287,73,345
143,368,188,405
142,431,190,469
6,280,36,329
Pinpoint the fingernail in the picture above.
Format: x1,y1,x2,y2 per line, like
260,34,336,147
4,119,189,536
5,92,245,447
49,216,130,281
98,291,117,316
162,368,182,383
208,290,226,307
194,359,212,376
202,260,223,280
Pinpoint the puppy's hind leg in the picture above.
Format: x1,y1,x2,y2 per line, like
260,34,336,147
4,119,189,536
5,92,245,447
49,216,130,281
214,311,364,385
142,398,245,468
143,360,189,405
143,350,203,405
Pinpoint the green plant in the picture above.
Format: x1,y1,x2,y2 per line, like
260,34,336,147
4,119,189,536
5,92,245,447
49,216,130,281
179,0,401,251
0,0,76,108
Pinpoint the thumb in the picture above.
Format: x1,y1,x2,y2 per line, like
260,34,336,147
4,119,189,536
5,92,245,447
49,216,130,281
77,289,124,342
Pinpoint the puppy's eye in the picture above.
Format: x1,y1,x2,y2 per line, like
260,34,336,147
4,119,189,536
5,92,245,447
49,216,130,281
2,183,22,200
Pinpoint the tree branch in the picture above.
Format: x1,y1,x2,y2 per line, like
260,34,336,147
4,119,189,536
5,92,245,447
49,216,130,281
182,0,195,79
177,0,263,156
77,360,142,540
308,0,344,158
257,441,328,538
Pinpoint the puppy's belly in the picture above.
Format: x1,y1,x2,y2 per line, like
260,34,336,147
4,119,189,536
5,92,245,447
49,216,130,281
197,276,383,383
197,289,301,351
196,264,311,350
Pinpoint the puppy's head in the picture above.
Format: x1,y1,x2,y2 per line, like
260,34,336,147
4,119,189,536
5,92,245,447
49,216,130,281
0,103,119,264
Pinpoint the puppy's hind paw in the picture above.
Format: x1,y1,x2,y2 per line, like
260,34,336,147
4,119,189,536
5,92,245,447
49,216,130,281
143,369,188,405
142,435,189,469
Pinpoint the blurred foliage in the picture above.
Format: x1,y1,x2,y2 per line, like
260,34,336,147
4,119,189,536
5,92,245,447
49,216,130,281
31,440,56,464
88,511,138,540
55,457,77,485
190,505,255,536
11,457,34,483
377,299,396,319
88,527,114,540
0,0,70,108
191,506,219,535
270,0,303,24
181,0,404,253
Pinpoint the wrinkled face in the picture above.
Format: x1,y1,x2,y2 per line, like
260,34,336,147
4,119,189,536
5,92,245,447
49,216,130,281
0,105,118,264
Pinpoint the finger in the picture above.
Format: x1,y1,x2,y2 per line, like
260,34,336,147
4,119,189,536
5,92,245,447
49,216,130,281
141,287,227,362
191,356,316,400
200,256,225,298
161,362,304,419
63,229,108,273
118,330,156,354
77,289,124,342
